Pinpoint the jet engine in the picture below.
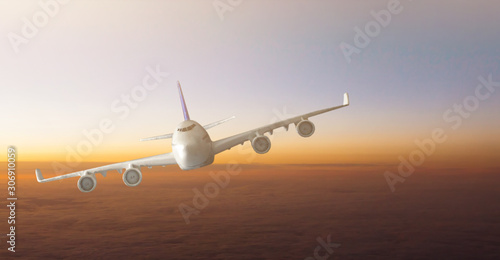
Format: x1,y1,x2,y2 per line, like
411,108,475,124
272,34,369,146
252,135,271,154
77,175,97,193
123,168,142,187
296,120,315,138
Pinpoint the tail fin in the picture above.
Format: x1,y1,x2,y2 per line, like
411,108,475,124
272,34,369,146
177,81,190,121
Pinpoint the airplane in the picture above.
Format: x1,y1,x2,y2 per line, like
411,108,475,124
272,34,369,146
35,82,350,192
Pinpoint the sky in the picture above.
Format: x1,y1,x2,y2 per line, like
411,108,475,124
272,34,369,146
0,0,499,169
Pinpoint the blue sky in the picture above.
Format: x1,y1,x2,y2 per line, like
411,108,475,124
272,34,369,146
1,0,499,166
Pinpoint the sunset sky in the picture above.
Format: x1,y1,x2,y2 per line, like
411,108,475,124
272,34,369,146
1,0,499,169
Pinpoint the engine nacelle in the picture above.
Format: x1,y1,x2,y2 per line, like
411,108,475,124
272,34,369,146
123,168,142,187
296,120,315,138
252,135,271,154
77,175,97,193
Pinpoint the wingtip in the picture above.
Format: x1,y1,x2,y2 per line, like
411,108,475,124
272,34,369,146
343,93,350,106
35,169,44,182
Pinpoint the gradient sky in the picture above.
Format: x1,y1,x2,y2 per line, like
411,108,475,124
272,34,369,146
1,0,499,169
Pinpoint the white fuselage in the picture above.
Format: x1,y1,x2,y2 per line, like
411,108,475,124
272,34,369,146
172,120,214,170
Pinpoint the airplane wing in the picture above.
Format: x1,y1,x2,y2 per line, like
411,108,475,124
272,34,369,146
35,152,177,183
212,93,349,154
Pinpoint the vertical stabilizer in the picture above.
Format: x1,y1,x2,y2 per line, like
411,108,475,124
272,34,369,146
177,81,190,121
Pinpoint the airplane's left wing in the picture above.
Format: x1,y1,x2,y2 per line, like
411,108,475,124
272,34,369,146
212,93,349,155
35,152,177,192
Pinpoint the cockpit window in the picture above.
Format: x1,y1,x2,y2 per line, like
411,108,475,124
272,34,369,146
177,124,196,132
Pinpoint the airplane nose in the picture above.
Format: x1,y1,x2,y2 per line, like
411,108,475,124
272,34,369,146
178,144,191,158
177,143,196,160
183,145,193,156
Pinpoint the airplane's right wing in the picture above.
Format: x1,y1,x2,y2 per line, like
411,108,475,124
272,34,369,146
35,152,177,192
212,93,349,154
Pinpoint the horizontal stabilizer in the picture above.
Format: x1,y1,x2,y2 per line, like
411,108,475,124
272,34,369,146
140,133,173,142
203,116,236,130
